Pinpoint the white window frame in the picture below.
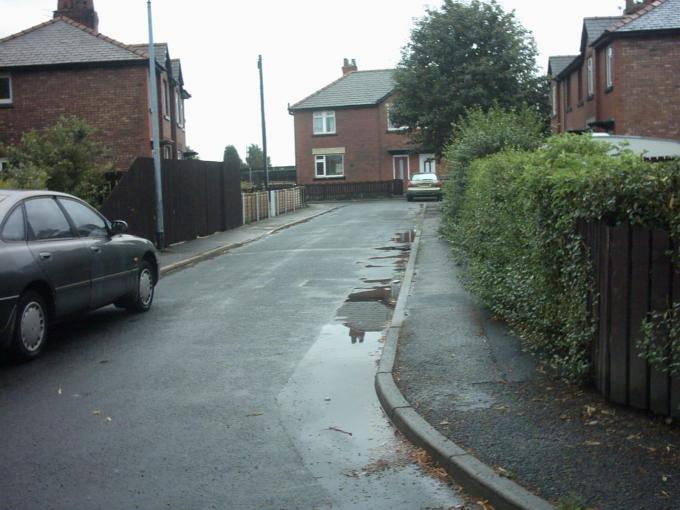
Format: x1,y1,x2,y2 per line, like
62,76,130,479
419,154,436,174
0,75,12,105
315,153,344,178
587,56,594,98
313,110,336,135
162,78,170,119
386,104,407,131
0,158,9,172
392,155,410,180
606,47,613,89
174,88,184,128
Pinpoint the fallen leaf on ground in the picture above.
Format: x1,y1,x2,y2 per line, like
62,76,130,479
92,410,101,416
584,441,601,446
57,388,62,395
246,412,264,417
327,426,353,436
105,416,112,422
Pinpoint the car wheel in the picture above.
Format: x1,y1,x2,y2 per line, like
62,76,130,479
11,290,48,360
123,261,156,313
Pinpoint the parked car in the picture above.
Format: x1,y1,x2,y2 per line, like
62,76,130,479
406,173,442,201
0,190,159,360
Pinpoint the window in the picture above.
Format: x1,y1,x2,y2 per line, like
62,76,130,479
0,158,8,173
0,75,11,105
386,104,407,131
315,154,344,178
2,206,25,242
577,68,583,103
175,88,185,127
587,56,594,98
162,78,170,118
58,198,108,238
551,83,557,117
162,145,173,159
313,111,335,135
25,198,73,241
606,46,614,89
564,76,571,111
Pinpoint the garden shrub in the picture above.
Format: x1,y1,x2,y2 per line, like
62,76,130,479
450,134,680,382
0,116,111,206
441,105,547,233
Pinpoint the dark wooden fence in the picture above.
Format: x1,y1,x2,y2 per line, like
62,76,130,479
242,167,297,186
304,180,403,201
579,220,680,418
101,158,242,246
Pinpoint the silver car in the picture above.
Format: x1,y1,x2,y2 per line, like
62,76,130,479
0,190,159,360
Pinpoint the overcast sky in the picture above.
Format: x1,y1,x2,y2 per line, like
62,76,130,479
2,0,624,165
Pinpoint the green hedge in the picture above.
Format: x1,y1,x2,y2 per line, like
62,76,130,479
447,134,680,381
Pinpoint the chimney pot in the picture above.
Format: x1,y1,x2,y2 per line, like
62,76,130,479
342,57,358,76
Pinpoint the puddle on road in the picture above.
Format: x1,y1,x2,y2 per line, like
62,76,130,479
276,229,463,508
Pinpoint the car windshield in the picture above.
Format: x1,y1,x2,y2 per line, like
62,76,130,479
411,173,437,181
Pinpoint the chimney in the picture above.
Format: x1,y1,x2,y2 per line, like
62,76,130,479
342,58,358,76
54,0,99,32
624,0,654,15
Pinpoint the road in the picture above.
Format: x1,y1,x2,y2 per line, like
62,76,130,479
0,200,466,510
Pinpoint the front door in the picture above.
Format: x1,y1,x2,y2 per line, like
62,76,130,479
393,155,409,180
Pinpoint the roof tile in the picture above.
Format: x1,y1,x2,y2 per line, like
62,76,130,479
291,69,395,110
0,18,144,68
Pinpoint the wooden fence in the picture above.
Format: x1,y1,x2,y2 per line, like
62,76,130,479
579,221,680,418
304,180,403,201
101,158,242,246
242,167,297,186
242,187,305,224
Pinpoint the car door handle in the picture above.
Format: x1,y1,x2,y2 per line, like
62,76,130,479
90,246,101,254
39,252,52,260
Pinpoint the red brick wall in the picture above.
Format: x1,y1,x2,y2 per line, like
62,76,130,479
552,34,680,140
0,64,150,172
294,103,416,185
617,34,680,139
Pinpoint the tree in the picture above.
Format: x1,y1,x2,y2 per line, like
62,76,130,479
245,144,271,171
392,0,549,155
0,116,110,205
223,145,243,170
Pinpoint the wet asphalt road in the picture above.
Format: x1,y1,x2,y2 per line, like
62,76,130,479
0,201,464,510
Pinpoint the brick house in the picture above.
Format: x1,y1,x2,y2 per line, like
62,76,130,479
548,0,680,139
0,0,190,173
289,59,437,185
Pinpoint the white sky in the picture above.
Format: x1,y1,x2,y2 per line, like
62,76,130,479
2,0,624,166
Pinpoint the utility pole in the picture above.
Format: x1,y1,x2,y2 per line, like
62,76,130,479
258,55,269,189
147,0,165,249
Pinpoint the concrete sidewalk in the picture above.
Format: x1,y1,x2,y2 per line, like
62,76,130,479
384,204,680,510
158,203,339,274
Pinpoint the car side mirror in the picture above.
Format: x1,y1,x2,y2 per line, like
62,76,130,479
110,220,128,235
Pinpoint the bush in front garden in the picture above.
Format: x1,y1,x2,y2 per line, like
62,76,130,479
450,134,680,382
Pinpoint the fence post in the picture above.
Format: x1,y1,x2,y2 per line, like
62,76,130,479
242,193,246,225
256,193,260,222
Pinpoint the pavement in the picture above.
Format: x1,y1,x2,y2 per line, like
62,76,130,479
382,203,680,510
157,203,339,274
